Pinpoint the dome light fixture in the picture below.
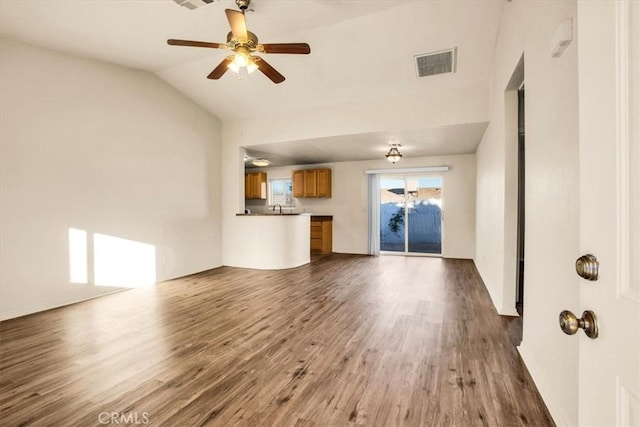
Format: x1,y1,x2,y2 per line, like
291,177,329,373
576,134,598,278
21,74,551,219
385,143,403,164
251,158,270,167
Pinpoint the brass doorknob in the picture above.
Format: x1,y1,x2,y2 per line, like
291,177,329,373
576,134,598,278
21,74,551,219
559,310,599,339
576,254,599,280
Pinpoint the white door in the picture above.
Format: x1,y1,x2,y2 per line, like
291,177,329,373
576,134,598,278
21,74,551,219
577,1,640,425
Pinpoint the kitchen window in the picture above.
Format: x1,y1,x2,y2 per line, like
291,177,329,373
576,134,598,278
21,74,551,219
269,179,294,207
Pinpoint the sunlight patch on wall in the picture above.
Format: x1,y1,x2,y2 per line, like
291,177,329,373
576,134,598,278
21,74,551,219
68,228,156,288
94,233,156,288
68,228,88,284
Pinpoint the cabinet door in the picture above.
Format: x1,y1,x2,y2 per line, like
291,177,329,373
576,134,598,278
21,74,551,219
246,172,267,199
292,170,304,198
310,219,333,254
250,174,259,199
254,172,266,199
244,173,251,199
316,169,332,198
304,170,317,197
322,220,333,253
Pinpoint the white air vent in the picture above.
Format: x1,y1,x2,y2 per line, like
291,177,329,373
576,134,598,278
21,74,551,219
414,48,457,78
172,0,215,10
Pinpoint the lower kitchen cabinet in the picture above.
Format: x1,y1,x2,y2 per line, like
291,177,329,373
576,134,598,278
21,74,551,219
310,216,332,254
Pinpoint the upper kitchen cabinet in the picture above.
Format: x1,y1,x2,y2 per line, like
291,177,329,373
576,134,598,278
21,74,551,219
304,170,317,197
292,170,304,198
245,172,267,199
292,168,332,198
316,169,332,197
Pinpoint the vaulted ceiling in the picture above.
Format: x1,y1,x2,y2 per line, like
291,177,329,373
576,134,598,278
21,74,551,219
0,0,505,165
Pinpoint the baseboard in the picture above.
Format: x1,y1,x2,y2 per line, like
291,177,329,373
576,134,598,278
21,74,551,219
499,306,520,317
472,259,520,317
518,344,572,426
0,289,127,322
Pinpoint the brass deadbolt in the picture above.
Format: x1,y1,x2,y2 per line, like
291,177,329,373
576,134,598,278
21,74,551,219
559,310,599,339
576,254,599,280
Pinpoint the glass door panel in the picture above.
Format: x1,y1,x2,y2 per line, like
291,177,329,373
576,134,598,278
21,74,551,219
380,178,405,252
406,177,442,254
380,175,442,255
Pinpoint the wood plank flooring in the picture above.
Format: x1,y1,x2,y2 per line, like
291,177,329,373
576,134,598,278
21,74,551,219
0,254,554,426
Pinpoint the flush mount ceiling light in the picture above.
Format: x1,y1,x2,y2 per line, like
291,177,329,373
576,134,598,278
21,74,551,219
252,158,270,167
385,144,403,164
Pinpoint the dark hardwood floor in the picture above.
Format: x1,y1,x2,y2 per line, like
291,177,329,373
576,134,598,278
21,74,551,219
0,254,554,426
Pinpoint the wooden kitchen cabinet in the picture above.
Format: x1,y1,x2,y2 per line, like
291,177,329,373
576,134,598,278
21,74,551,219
316,169,332,197
244,172,267,199
304,170,317,197
291,168,332,198
310,216,332,254
292,170,304,198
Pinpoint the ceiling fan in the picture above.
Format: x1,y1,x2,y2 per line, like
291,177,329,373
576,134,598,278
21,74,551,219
167,0,310,84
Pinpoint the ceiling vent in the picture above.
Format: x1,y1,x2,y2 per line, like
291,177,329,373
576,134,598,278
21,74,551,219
172,0,215,10
414,48,457,78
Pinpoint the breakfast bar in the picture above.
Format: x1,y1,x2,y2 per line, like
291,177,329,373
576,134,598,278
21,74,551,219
232,213,310,269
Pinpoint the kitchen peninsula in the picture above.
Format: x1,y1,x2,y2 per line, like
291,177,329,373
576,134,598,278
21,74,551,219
234,213,310,269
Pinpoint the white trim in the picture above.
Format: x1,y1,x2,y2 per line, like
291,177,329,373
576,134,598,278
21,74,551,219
367,174,381,255
365,166,450,175
518,344,569,427
380,251,442,258
616,0,638,302
617,376,640,426
0,289,127,321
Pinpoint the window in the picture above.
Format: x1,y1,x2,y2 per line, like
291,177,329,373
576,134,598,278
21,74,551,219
269,179,294,206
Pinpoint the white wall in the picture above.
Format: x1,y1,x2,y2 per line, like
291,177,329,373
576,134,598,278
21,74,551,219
0,38,223,320
221,50,489,266
245,154,476,259
474,1,579,425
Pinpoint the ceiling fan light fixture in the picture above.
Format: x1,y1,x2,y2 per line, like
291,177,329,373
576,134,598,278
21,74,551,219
228,49,258,74
233,51,250,68
246,59,259,74
386,144,403,164
228,61,241,73
167,4,310,83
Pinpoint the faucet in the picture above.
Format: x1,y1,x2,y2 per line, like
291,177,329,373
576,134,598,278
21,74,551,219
272,204,282,214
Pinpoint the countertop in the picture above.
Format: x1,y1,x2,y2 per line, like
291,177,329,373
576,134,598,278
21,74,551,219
236,213,308,216
310,215,333,221
235,213,333,218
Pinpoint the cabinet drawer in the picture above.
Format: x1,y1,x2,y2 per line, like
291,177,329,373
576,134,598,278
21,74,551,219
311,228,323,239
311,238,323,251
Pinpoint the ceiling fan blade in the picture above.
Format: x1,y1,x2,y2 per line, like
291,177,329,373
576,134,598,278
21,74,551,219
167,39,223,49
225,9,248,39
255,57,285,84
208,57,234,80
259,43,311,55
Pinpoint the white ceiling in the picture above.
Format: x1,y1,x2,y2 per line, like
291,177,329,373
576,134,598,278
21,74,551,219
0,0,505,166
244,121,489,167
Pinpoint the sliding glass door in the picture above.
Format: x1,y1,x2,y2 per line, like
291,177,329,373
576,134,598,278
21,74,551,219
380,175,442,255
